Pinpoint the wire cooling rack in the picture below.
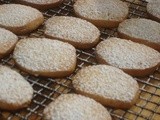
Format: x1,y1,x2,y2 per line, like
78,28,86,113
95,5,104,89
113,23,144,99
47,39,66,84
0,0,159,120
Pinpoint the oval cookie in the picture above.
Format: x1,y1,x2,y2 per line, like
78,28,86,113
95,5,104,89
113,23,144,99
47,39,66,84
0,65,33,110
118,18,160,51
15,0,63,10
74,0,129,28
147,1,160,22
0,4,44,35
96,37,160,76
43,94,112,120
44,16,100,49
73,65,139,109
13,38,77,77
0,28,18,58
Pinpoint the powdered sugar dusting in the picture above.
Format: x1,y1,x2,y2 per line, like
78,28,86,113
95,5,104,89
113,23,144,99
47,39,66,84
74,0,128,20
0,4,43,27
147,1,160,20
146,0,159,3
20,0,60,4
118,18,160,44
0,65,33,105
96,37,160,69
0,28,18,54
45,16,100,43
73,65,139,102
13,38,76,72
43,94,111,120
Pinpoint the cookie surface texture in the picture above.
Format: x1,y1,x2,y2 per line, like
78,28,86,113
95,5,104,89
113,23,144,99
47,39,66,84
118,18,160,51
0,65,33,110
0,4,44,34
15,0,63,10
73,65,139,109
96,37,160,76
0,28,18,58
147,1,160,22
43,94,112,120
13,38,77,77
74,0,129,28
45,16,100,49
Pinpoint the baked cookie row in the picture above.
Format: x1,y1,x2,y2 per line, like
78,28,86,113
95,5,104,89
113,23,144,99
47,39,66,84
11,0,160,24
0,34,158,78
0,2,159,50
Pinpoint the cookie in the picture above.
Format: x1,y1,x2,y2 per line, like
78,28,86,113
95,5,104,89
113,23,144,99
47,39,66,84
118,18,160,51
0,65,33,110
44,16,100,49
15,0,63,10
95,37,160,77
147,1,160,22
73,0,129,28
43,94,112,120
0,28,18,58
0,4,44,35
73,65,139,109
13,38,77,78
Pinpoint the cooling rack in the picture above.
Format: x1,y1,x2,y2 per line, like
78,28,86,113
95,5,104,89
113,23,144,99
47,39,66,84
0,0,159,120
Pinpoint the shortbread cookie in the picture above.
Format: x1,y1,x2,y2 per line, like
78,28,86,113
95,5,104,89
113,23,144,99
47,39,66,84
13,38,76,77
44,16,100,49
96,37,160,76
43,94,112,120
0,4,44,35
147,1,160,22
0,65,33,110
73,0,129,28
0,28,18,58
118,18,160,51
15,0,63,10
73,65,139,109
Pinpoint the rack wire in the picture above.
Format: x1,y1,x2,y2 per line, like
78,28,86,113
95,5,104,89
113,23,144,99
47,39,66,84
0,0,159,120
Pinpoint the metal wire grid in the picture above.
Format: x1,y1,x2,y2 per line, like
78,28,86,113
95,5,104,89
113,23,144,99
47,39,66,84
0,0,159,120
